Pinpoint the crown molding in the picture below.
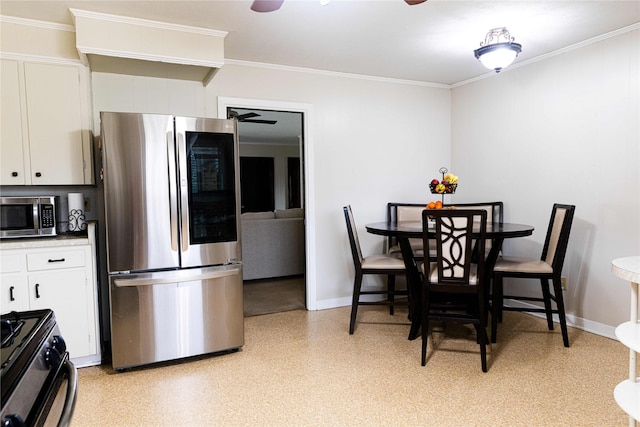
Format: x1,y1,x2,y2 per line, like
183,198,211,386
0,52,83,66
224,59,450,89
0,15,75,32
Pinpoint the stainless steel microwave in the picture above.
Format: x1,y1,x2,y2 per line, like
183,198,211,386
0,196,57,238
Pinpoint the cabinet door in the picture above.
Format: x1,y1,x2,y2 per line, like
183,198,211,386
0,59,27,185
29,269,94,358
24,63,87,185
0,274,29,313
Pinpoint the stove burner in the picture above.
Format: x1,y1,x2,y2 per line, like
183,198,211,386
1,317,25,349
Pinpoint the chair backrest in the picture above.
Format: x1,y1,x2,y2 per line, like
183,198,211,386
387,202,426,223
422,209,487,285
386,202,426,251
343,205,364,267
541,204,575,272
443,201,503,224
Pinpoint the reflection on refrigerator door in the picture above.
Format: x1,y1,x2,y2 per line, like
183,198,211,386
109,265,243,370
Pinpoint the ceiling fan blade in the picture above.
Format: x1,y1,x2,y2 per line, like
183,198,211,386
404,0,427,5
251,0,285,12
242,119,278,125
236,112,260,120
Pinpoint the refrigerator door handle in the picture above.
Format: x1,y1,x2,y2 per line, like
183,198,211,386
167,129,179,252
113,267,241,287
176,131,190,253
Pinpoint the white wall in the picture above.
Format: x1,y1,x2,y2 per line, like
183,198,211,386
451,30,640,335
91,72,207,130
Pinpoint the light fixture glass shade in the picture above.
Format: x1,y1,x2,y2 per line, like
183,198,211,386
474,28,522,73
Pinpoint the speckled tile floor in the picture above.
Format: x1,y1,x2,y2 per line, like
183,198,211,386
72,306,631,426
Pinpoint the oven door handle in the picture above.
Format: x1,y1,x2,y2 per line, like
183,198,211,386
58,360,78,427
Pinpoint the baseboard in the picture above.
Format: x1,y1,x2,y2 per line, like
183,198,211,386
315,295,618,341
503,299,617,340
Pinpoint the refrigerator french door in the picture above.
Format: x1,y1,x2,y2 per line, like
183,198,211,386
100,112,243,370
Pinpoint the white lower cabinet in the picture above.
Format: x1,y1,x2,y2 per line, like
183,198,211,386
0,230,101,366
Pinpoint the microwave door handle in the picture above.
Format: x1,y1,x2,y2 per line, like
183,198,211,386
167,130,178,252
33,200,40,234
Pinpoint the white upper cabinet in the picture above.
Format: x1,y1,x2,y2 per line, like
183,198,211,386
1,59,28,185
0,59,94,185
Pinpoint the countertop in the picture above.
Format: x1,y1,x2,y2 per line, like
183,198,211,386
0,232,90,249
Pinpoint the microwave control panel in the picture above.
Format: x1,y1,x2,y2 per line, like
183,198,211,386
40,204,55,228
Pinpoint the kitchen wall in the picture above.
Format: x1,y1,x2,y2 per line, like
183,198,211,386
451,29,640,336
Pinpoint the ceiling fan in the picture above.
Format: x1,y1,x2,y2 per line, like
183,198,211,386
251,0,426,13
229,111,278,125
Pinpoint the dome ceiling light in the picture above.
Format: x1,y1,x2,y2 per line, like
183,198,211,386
474,27,522,73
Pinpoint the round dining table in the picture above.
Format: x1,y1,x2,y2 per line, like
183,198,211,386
366,220,535,340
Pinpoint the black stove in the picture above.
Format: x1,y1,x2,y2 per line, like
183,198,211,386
1,310,77,427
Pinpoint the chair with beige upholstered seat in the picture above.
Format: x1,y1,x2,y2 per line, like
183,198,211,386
444,201,503,260
420,208,489,372
490,203,575,347
386,202,427,258
343,205,408,334
386,202,427,314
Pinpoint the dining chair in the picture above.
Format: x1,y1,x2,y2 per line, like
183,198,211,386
444,201,503,260
386,202,427,314
343,205,408,334
420,208,489,372
386,202,427,258
490,203,575,347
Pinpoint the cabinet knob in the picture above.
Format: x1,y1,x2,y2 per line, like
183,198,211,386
35,172,42,177
11,172,18,177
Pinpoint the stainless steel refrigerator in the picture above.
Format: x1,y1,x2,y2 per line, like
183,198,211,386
100,112,244,370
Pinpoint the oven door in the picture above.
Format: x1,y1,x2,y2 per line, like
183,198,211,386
33,358,78,427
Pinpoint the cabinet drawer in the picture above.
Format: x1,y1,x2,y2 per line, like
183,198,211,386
0,253,24,273
27,249,86,271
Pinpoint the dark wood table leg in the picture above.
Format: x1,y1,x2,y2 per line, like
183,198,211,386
484,237,505,324
398,238,421,340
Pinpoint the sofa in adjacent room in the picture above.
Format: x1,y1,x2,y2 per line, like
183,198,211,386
240,208,305,281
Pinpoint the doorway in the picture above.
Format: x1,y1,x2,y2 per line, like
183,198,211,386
225,105,307,316
218,97,316,311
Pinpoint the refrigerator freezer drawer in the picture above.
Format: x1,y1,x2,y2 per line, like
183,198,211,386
109,265,244,370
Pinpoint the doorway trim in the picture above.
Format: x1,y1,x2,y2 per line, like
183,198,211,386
217,97,317,310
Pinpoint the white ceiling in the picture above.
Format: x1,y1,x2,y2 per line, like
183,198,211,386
230,108,304,145
2,0,638,144
2,0,639,85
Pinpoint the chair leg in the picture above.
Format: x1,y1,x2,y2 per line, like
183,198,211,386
491,274,503,343
540,278,554,330
421,285,430,366
349,272,363,334
478,290,488,372
474,323,488,372
388,275,396,315
552,276,570,347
